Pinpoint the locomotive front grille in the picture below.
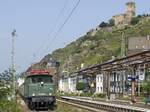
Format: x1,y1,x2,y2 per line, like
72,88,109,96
34,102,49,109
31,96,55,103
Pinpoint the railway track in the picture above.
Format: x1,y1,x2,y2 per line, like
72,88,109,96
18,96,92,112
18,95,150,112
57,99,106,112
61,96,150,112
17,96,49,112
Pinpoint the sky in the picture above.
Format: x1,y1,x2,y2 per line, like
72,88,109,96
0,0,149,73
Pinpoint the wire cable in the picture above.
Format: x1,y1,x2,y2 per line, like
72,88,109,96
35,0,69,57
45,0,81,52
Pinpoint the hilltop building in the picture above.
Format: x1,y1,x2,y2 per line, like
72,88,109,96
127,35,150,55
86,2,136,37
112,2,135,26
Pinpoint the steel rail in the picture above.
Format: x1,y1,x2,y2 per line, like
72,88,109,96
61,96,150,112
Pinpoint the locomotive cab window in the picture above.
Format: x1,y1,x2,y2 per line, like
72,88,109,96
27,75,53,83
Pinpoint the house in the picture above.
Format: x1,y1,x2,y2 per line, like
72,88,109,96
58,73,93,93
61,76,69,92
59,73,77,93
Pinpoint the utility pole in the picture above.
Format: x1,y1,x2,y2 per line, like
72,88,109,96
11,29,17,100
121,32,126,57
106,71,111,100
55,61,60,90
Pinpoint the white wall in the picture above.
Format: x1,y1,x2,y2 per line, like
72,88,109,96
69,77,77,93
59,76,77,93
58,79,63,91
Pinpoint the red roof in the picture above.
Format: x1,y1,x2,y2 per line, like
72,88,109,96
30,70,49,74
26,69,51,77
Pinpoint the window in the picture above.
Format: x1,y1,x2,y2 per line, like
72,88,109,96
29,75,53,83
100,76,103,82
101,87,103,91
97,87,99,91
97,77,99,82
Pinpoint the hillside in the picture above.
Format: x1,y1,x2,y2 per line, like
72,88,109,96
41,18,150,74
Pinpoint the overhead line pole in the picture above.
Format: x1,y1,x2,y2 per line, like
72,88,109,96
11,29,17,100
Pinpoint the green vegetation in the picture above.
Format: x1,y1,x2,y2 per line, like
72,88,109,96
99,19,115,28
131,17,140,25
41,18,150,74
76,82,86,91
0,69,21,112
0,69,12,100
0,100,20,112
94,93,106,98
79,92,92,97
55,102,90,112
142,81,150,97
99,21,108,28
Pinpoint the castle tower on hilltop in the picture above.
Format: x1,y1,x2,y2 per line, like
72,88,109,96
126,2,135,16
126,2,135,15
112,1,136,26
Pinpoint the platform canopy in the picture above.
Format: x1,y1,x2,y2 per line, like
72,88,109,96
75,50,150,74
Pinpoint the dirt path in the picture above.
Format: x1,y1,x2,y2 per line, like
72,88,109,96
17,96,28,112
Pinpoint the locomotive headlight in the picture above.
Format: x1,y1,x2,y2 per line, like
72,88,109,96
49,93,52,96
32,93,35,96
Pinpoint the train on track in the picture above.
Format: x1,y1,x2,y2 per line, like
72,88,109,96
19,69,56,110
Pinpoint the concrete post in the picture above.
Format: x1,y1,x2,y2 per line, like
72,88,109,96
106,71,111,100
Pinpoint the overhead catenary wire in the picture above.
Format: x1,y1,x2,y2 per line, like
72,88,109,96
35,0,69,57
45,0,81,52
48,0,70,36
33,0,81,63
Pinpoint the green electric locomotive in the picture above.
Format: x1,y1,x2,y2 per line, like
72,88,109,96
20,70,56,110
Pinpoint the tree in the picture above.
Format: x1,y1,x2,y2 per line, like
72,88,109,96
0,82,10,99
0,69,21,112
137,15,142,18
99,21,108,28
0,69,13,99
76,82,86,91
0,69,13,85
131,17,140,25
108,19,115,26
142,81,150,97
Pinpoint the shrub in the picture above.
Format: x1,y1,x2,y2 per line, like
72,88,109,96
0,100,21,112
94,93,106,98
79,92,92,97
